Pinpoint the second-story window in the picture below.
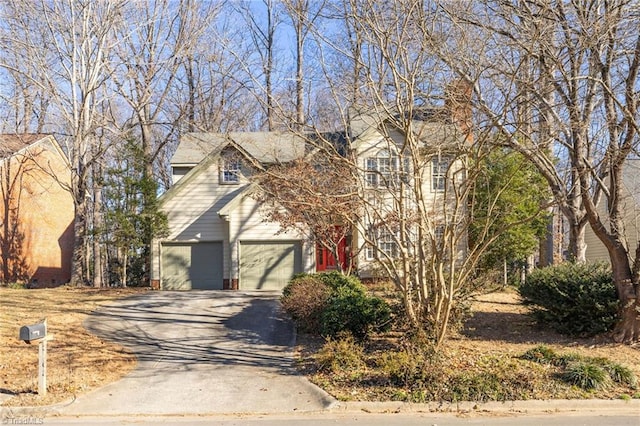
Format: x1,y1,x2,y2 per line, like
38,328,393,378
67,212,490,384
366,150,406,188
221,158,241,184
366,157,378,187
432,156,451,192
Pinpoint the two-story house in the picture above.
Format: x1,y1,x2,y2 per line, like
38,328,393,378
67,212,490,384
348,105,471,279
152,84,471,291
0,134,74,286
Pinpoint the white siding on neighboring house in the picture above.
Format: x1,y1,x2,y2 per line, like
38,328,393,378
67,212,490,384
585,160,640,264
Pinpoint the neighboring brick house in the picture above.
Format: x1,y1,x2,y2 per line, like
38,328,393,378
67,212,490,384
0,134,74,286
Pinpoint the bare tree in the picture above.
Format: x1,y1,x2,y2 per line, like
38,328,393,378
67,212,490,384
0,0,124,285
107,0,218,285
236,0,282,131
253,151,359,274
178,5,262,133
252,0,549,346
0,3,52,133
281,0,327,130
440,1,640,341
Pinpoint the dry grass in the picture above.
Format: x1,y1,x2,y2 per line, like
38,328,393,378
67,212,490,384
296,288,640,402
3,285,639,408
0,286,143,407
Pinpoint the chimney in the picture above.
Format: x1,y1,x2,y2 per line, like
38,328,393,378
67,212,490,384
444,80,473,142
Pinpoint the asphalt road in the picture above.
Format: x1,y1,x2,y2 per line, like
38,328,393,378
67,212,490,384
60,291,335,416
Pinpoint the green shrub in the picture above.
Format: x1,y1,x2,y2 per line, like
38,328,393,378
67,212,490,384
377,350,425,386
282,272,392,339
320,291,391,339
562,361,611,390
315,333,365,373
520,345,558,365
315,271,366,295
591,358,638,388
518,262,618,336
281,274,331,333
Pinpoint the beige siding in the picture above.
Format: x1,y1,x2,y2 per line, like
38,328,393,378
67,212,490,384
585,164,640,264
153,159,239,282
227,195,313,281
163,161,238,241
352,125,467,277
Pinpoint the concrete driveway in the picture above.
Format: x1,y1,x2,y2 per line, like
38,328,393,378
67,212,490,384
61,291,335,416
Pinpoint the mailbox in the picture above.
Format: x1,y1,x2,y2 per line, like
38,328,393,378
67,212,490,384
19,322,47,344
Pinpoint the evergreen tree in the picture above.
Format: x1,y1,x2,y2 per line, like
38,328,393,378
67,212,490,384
103,140,168,287
470,148,550,283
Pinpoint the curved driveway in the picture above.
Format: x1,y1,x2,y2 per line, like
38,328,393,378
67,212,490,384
62,291,335,415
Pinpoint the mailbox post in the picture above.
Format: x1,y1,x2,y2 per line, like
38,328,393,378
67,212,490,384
19,319,51,396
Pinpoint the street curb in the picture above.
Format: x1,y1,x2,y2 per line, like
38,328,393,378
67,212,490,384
3,398,639,418
330,398,640,416
0,396,73,418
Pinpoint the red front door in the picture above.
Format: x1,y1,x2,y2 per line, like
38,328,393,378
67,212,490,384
316,235,349,272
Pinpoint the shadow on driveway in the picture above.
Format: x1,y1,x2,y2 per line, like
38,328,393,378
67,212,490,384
63,291,334,415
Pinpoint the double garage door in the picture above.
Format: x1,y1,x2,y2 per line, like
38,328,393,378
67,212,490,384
161,241,301,291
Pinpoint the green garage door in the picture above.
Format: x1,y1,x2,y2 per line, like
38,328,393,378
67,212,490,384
240,241,302,290
161,242,223,290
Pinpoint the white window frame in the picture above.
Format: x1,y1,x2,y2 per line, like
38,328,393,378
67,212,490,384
220,157,241,184
379,229,398,258
366,157,379,187
365,227,399,260
432,155,451,192
365,149,406,188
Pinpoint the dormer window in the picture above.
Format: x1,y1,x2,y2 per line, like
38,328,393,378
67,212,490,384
220,158,241,184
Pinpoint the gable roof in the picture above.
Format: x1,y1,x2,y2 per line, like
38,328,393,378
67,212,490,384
0,133,52,159
348,106,468,151
172,132,307,167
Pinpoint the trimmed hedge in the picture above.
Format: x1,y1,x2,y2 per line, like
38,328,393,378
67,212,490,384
518,262,618,337
281,271,391,339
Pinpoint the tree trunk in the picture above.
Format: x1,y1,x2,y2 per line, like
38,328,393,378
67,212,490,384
609,249,640,343
612,284,640,343
92,162,103,288
567,220,587,263
70,201,87,286
538,210,555,267
502,258,507,287
122,250,128,288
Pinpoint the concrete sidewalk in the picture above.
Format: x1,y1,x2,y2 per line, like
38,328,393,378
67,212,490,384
3,396,640,419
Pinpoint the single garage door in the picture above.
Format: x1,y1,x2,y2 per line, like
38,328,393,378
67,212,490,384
240,241,302,290
161,242,223,290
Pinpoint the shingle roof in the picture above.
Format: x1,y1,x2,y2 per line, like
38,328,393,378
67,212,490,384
172,132,307,166
0,134,50,159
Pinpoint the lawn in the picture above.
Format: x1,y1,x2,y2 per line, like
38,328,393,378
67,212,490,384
2,285,639,408
0,286,142,407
